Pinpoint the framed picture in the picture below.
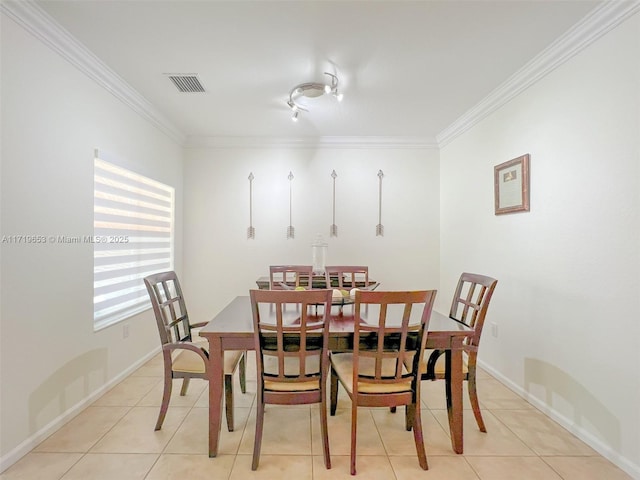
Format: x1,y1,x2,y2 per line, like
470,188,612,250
494,154,530,215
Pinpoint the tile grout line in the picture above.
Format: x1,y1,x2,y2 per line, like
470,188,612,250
369,408,401,480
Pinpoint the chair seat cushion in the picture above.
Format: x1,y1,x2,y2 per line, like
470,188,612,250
331,353,412,394
172,348,206,374
223,350,244,375
415,349,469,376
172,342,243,375
262,355,321,392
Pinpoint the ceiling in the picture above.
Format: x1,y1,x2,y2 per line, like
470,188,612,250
35,0,601,144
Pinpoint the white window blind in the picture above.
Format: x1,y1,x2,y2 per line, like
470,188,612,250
93,155,175,330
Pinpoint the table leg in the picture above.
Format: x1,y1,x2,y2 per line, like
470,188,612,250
208,336,224,457
445,342,464,454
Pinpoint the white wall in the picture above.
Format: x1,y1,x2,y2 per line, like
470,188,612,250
440,13,640,477
4,0,636,475
183,146,440,321
0,14,183,468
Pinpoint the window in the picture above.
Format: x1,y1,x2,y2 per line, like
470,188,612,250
93,154,175,330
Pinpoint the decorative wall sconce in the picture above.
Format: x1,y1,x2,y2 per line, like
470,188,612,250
376,170,384,236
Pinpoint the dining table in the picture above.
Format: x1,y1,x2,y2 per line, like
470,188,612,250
255,274,377,290
199,295,471,457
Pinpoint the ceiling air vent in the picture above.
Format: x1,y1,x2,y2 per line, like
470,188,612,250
166,74,206,93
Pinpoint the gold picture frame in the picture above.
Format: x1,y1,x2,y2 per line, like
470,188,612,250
494,154,530,215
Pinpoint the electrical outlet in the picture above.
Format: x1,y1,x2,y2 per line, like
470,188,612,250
491,322,498,338
123,323,130,339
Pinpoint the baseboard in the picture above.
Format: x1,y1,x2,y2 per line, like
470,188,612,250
0,347,160,473
477,359,640,480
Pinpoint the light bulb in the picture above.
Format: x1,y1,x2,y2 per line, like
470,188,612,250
324,84,331,94
292,111,299,122
335,92,344,102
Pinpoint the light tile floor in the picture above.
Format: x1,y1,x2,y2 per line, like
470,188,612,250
1,352,632,480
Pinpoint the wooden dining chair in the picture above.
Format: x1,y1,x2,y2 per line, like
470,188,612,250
249,288,333,471
144,271,246,432
324,265,370,290
268,265,314,290
414,273,497,432
330,289,437,475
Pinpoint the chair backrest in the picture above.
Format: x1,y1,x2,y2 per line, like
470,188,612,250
269,265,314,290
353,290,437,391
324,265,369,289
250,289,333,387
449,273,498,349
144,271,194,346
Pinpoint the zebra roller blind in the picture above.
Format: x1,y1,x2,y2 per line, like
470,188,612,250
93,155,174,330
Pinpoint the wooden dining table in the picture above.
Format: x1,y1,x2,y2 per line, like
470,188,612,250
199,295,471,457
255,275,377,290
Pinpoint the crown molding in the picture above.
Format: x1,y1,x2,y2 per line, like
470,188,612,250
1,0,186,145
7,0,635,151
184,135,439,149
437,0,640,147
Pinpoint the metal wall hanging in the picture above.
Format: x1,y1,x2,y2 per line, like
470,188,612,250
330,170,338,237
376,169,384,236
247,172,255,239
287,171,295,239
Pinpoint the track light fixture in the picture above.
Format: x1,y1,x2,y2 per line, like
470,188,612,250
287,72,343,121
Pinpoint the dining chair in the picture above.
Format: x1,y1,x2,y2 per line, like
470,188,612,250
144,271,246,432
412,273,497,432
249,288,333,470
324,265,369,290
330,289,437,475
268,265,314,290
